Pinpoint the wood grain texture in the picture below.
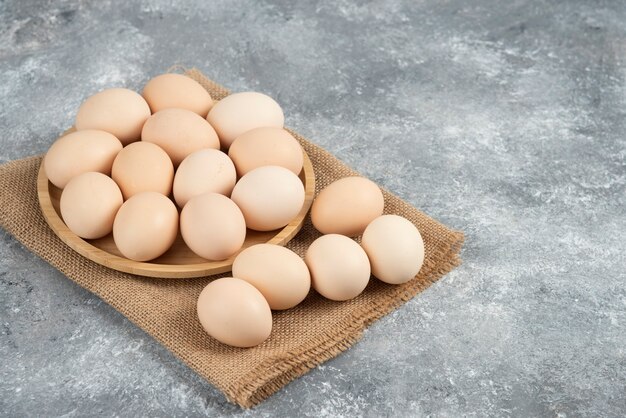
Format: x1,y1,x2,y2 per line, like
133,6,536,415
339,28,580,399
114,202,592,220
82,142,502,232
37,150,315,278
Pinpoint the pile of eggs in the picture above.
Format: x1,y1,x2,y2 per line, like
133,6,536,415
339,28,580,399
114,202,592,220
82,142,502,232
43,73,426,348
46,74,305,262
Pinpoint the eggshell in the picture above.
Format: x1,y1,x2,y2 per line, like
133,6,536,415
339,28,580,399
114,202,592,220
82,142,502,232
60,172,123,239
228,127,303,176
206,92,284,149
197,278,272,348
141,108,220,166
305,234,371,301
361,215,425,284
231,166,304,231
44,130,123,189
180,193,246,261
111,142,174,200
112,192,178,261
232,244,311,310
142,73,214,116
311,177,384,237
75,88,151,145
173,149,236,208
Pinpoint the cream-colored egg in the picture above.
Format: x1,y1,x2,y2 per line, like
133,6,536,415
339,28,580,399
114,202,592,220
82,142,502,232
142,73,214,117
60,172,123,239
75,88,151,145
305,234,371,301
232,244,311,310
44,130,123,189
311,177,384,237
231,166,304,231
197,277,272,348
111,142,174,200
112,192,178,261
228,127,303,177
361,215,425,284
173,149,236,208
206,92,284,149
180,193,246,261
141,108,220,166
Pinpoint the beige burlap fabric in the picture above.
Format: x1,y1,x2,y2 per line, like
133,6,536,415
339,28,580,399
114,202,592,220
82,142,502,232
0,69,464,408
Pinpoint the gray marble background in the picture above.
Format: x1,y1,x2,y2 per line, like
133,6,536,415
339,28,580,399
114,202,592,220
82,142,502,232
1,0,625,416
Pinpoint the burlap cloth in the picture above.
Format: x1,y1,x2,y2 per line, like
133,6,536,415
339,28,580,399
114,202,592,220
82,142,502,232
0,69,464,408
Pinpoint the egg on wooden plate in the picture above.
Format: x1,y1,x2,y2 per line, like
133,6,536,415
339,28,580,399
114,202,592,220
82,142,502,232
206,92,284,149
75,88,151,145
180,193,246,261
228,127,303,177
60,172,123,240
112,192,178,261
111,142,174,200
231,166,304,232
142,73,214,117
141,108,220,166
44,130,122,189
173,149,236,208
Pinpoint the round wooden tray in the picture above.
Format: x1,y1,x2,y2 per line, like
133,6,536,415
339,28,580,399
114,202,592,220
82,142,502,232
37,151,315,278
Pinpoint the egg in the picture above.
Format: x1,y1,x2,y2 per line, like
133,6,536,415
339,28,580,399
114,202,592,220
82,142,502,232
311,177,384,237
361,215,425,284
228,127,304,177
141,108,220,166
44,130,123,189
305,234,371,301
75,88,151,145
112,192,178,261
142,73,214,117
111,142,174,200
180,193,246,261
60,172,123,239
206,92,284,149
197,278,272,348
232,244,311,310
173,149,236,208
231,166,304,231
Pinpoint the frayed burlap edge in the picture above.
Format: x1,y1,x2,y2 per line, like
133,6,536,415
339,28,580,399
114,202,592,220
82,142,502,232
231,238,463,407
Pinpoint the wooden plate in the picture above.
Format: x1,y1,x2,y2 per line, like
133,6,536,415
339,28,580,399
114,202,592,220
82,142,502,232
37,151,315,278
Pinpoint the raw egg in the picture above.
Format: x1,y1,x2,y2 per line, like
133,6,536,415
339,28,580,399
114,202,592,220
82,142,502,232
206,92,284,149
305,234,371,301
141,108,220,166
111,142,174,200
44,129,123,189
142,73,213,117
231,166,304,231
180,193,246,261
311,177,384,237
232,244,311,310
197,278,272,348
228,127,303,177
361,215,425,284
75,88,151,145
173,149,236,208
112,192,178,261
60,172,123,239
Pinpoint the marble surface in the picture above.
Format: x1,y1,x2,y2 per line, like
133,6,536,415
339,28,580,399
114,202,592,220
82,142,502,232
1,0,625,416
